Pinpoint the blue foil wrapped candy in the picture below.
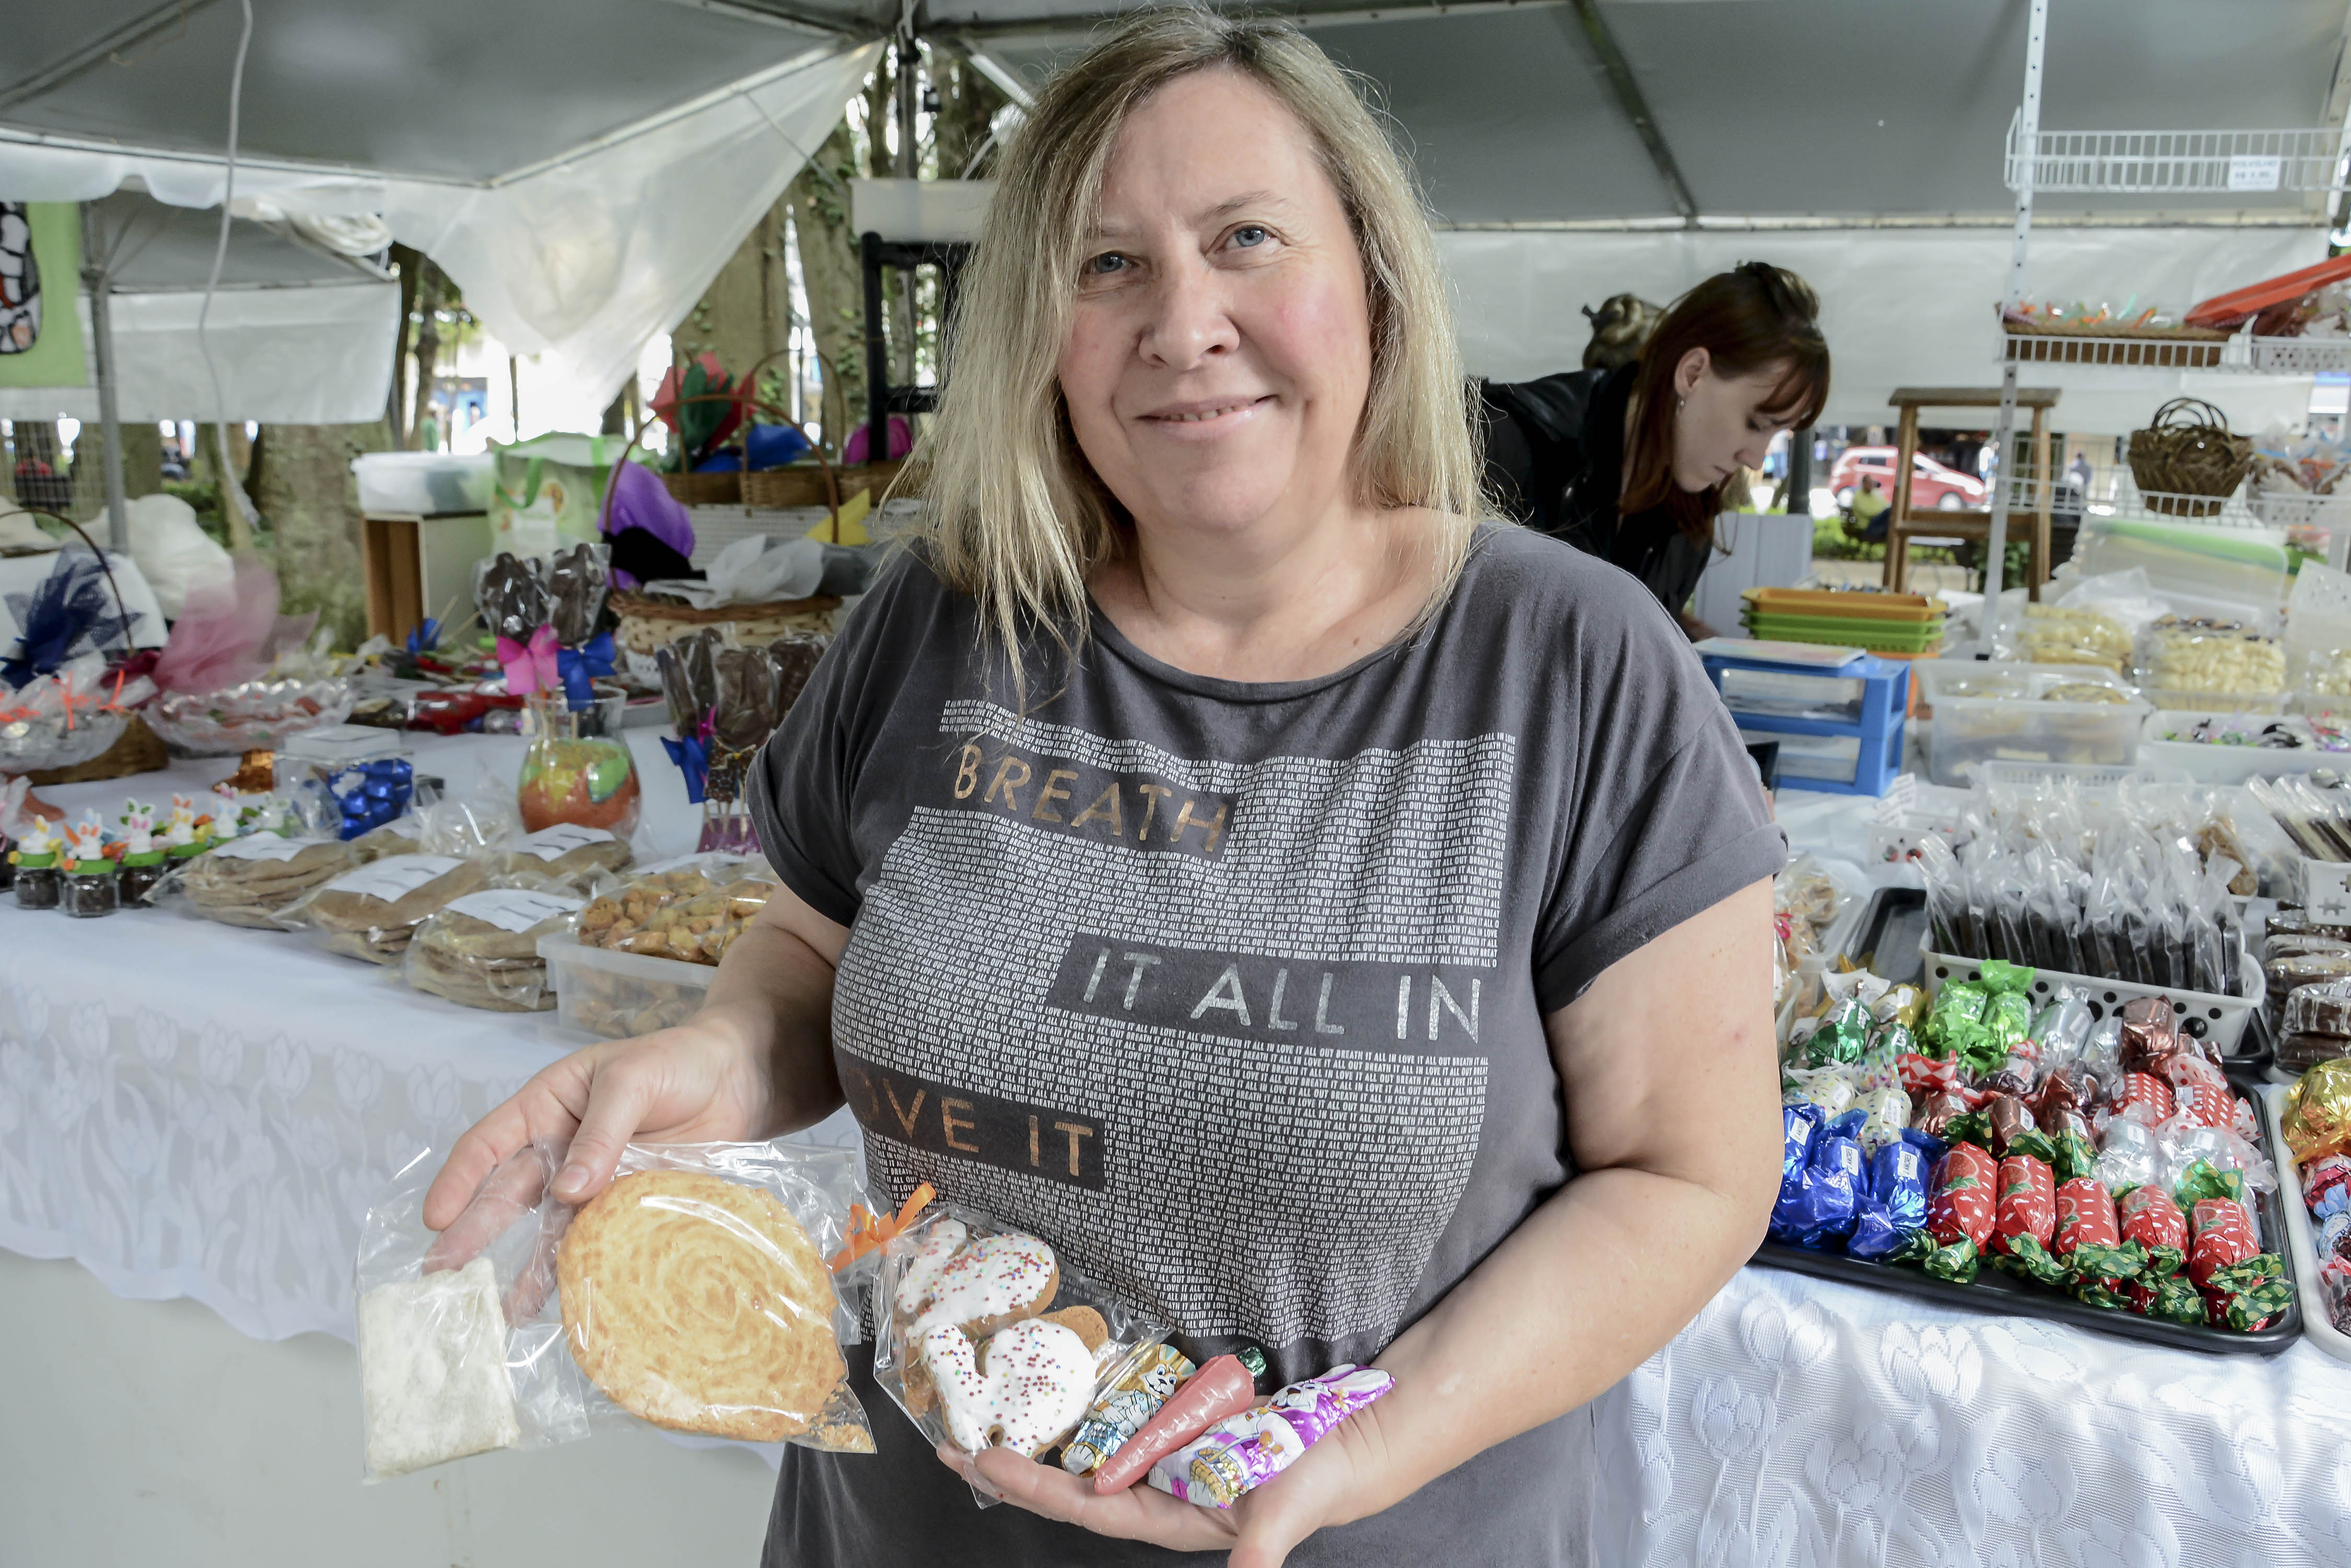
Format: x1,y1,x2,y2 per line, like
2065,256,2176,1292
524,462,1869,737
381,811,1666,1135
328,758,414,839
1770,1104,1824,1242
1772,1106,1865,1248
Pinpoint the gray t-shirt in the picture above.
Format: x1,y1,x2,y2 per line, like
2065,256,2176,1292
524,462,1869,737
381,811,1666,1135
750,522,1783,1567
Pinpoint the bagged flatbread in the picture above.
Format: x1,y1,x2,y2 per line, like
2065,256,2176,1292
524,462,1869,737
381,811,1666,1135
180,835,362,929
486,824,633,892
282,855,492,963
404,887,586,1011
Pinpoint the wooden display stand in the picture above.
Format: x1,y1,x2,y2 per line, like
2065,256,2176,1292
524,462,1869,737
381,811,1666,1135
1881,386,2058,600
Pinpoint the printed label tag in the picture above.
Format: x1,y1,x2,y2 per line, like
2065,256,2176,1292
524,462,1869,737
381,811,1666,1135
326,855,462,901
2228,154,2283,192
445,888,585,932
2307,858,2351,926
515,824,616,861
209,835,313,862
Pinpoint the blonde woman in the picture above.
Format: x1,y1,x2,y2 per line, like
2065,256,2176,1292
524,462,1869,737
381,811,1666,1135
425,11,1784,1564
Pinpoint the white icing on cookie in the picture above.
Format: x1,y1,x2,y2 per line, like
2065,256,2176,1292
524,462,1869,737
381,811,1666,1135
907,1232,1055,1337
891,1219,969,1319
924,1318,1096,1457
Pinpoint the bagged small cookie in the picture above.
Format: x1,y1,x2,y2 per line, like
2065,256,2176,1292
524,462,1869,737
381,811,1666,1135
871,1199,1172,1504
578,862,775,964
179,834,362,929
486,824,634,892
404,886,587,1012
282,855,492,964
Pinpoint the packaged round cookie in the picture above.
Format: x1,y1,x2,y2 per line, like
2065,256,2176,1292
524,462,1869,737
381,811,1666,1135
281,854,492,964
403,886,586,1012
486,823,635,892
871,1199,1174,1505
178,834,362,929
354,1135,871,1481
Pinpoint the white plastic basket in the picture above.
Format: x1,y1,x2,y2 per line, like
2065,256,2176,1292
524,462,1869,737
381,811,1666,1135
2140,709,2340,784
1919,939,2263,1055
2263,1083,2351,1364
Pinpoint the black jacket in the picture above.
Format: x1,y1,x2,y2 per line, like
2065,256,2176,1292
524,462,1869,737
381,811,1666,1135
1477,364,1713,618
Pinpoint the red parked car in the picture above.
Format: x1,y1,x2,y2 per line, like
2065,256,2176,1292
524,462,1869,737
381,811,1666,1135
1829,446,1987,511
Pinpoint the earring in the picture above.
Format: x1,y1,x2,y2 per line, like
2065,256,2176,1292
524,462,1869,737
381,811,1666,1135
1675,395,1685,414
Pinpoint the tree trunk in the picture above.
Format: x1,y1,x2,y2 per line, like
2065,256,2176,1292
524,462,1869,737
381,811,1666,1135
387,243,425,448
786,116,869,455
250,421,388,650
932,53,1004,182
672,200,793,414
66,419,165,520
407,260,444,451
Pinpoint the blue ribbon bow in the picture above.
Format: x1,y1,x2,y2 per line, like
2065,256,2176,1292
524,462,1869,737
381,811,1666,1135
660,733,711,804
556,631,617,710
405,618,441,660
2,551,135,691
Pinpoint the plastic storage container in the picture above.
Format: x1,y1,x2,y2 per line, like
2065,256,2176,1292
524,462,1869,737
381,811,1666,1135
2139,709,2343,783
1914,660,2148,787
351,452,493,517
1715,650,1907,796
538,934,716,1039
1921,941,2263,1055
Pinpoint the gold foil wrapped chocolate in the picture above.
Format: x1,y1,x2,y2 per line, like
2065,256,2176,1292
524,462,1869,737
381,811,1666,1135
2285,1058,2351,1164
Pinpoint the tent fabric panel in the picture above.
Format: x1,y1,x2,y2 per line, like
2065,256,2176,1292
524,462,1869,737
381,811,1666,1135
5,0,845,184
0,132,390,216
1439,224,2329,433
0,279,397,425
378,42,882,411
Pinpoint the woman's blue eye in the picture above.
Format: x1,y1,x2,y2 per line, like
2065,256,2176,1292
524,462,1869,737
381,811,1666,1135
1086,253,1126,276
1231,225,1269,249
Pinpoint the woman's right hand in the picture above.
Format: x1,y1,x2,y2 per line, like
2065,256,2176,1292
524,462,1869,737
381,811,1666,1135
421,1006,775,1249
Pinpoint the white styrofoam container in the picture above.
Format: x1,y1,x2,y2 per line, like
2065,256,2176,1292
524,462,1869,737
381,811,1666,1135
2264,1084,2350,1363
1919,940,2263,1055
352,451,493,516
538,934,716,1040
2139,709,2340,784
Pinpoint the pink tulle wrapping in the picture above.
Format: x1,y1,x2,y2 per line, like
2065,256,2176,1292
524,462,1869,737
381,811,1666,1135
150,558,280,694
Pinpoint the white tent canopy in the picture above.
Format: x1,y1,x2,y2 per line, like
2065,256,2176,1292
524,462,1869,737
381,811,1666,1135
0,1,2345,425
0,188,399,424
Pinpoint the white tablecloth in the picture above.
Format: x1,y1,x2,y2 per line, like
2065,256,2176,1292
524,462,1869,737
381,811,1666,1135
7,751,2351,1563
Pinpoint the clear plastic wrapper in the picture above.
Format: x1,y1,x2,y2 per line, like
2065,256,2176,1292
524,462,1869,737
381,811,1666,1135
484,822,635,891
872,1201,1172,1506
277,853,490,963
2136,616,2288,696
403,886,587,1011
575,857,776,964
174,832,361,929
355,1135,871,1482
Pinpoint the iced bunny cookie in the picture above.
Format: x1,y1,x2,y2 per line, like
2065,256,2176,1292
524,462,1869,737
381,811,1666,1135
905,1233,1060,1341
925,1317,1098,1457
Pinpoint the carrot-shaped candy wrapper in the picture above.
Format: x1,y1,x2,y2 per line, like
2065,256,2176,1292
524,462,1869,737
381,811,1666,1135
1091,1347,1266,1494
828,1182,934,1273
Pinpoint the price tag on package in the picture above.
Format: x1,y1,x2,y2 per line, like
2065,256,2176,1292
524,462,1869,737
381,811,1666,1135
514,824,616,862
208,834,313,862
2307,858,2351,926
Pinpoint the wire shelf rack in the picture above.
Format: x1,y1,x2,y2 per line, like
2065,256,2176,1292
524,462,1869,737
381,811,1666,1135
2005,116,2351,195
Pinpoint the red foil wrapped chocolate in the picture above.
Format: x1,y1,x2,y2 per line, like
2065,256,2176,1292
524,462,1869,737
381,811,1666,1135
2111,1072,2177,1125
1992,1145,2058,1256
1928,1144,1999,1251
2187,1196,2258,1290
2054,1176,2124,1258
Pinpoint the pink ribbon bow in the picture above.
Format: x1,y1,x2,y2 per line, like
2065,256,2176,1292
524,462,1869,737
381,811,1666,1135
496,624,561,697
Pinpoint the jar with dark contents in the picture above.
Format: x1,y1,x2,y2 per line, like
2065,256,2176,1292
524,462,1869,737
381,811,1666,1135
15,856,62,910
60,862,119,918
118,853,168,907
0,838,15,893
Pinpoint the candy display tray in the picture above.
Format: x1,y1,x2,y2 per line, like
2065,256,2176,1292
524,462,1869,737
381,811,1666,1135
2264,1083,2351,1364
1850,886,1929,987
1751,1106,2304,1356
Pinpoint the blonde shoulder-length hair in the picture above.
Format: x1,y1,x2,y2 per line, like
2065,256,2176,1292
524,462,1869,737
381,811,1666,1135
908,6,1485,683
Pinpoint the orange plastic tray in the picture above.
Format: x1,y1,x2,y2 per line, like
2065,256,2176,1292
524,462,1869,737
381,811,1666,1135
2186,256,2351,331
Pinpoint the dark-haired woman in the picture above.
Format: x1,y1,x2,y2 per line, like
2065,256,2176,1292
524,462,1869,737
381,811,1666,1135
1480,262,1830,632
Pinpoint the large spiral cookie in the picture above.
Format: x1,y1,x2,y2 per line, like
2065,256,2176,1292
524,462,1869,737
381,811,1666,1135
558,1170,848,1442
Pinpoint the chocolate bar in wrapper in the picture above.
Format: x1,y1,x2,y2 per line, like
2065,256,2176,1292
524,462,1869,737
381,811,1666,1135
1062,1342,1197,1478
1148,1366,1394,1509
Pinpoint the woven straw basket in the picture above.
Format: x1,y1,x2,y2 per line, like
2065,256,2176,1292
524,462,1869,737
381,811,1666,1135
2127,398,2254,516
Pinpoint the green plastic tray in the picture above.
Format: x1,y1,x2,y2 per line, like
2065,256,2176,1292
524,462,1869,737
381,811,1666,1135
1742,613,1946,652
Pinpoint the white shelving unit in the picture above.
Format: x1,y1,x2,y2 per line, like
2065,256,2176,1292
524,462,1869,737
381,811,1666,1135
1974,0,2351,656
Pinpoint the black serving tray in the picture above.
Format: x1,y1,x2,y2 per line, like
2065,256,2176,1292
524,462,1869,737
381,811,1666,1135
1751,1100,2305,1355
1850,885,1928,986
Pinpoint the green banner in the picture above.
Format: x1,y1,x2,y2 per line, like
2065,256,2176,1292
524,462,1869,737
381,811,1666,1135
0,201,87,388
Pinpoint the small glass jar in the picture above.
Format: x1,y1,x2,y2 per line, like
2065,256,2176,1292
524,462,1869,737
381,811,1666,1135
15,856,62,910
118,853,168,907
0,842,15,893
61,862,120,918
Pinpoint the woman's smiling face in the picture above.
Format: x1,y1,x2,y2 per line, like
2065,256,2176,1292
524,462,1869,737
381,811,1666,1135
1056,67,1374,540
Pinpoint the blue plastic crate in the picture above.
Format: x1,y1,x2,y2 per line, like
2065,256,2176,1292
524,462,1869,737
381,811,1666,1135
1708,650,1908,795
1734,713,1906,795
1702,649,1909,736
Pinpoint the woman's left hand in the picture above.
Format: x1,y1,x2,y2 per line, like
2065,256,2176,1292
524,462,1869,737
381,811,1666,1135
936,1397,1396,1568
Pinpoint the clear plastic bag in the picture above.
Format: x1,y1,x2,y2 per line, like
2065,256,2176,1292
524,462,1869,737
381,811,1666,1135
485,822,636,890
402,884,586,1011
277,852,491,963
575,855,776,964
354,1136,871,1481
871,1200,1171,1507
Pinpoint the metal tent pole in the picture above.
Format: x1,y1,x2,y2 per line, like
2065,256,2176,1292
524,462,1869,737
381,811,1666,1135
78,202,129,554
1981,0,2047,658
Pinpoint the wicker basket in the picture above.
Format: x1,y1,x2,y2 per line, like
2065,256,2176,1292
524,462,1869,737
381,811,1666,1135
610,589,842,661
661,471,741,506
2127,398,2254,516
739,460,909,511
27,713,170,785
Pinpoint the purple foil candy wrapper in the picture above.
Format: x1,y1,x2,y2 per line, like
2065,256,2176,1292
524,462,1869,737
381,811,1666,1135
1147,1365,1394,1508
